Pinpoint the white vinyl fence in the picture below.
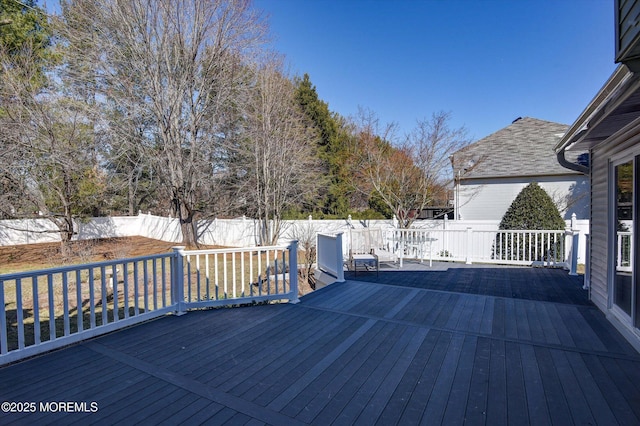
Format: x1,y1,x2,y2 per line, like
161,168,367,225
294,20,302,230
0,213,588,263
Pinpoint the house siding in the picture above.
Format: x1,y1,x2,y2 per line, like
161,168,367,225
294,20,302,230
458,175,589,221
617,0,640,63
590,121,640,347
590,152,609,312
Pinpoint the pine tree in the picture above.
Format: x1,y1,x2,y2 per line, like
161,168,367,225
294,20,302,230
294,74,351,216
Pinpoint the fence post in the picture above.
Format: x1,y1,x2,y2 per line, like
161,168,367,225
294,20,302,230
171,246,187,316
564,213,579,275
466,227,473,264
288,240,300,304
335,233,345,282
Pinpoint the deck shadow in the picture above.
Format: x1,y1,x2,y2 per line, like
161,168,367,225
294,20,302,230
346,263,589,306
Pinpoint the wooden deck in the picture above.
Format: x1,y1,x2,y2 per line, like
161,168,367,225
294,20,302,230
1,263,640,425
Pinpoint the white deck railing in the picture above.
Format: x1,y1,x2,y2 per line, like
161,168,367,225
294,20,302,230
316,233,345,282
343,227,575,269
0,242,298,366
391,228,570,267
179,244,298,311
617,231,633,272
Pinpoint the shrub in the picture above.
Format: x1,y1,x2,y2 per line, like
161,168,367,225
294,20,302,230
494,182,566,262
499,182,565,231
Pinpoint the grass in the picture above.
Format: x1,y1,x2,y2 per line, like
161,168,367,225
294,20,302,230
2,245,312,354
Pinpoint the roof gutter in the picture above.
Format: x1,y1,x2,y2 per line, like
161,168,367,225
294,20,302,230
556,149,589,174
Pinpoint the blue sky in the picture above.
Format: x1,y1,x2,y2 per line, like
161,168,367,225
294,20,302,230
254,0,616,141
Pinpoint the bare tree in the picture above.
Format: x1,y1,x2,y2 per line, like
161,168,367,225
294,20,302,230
349,110,471,228
232,57,321,245
0,43,105,241
59,0,266,246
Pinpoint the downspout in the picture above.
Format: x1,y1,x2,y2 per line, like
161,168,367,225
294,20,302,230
556,147,589,175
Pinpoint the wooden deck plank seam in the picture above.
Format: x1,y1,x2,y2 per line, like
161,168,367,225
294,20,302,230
82,341,306,426
266,319,378,412
339,278,597,310
298,303,640,362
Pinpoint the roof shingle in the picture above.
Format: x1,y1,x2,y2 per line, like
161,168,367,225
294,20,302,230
451,117,576,179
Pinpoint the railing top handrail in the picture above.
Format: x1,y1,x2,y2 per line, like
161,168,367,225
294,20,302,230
0,252,177,281
617,231,633,236
392,228,566,233
182,245,290,256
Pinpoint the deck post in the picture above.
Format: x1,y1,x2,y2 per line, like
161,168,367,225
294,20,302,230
288,241,300,304
171,246,187,315
335,233,345,283
465,227,473,264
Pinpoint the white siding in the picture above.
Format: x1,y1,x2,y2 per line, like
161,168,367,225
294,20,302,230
457,175,589,221
590,153,609,312
590,121,640,347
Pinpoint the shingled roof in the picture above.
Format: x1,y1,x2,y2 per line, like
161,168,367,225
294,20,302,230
451,117,577,179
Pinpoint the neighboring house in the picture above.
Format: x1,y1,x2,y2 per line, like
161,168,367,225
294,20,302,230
555,0,640,351
450,117,590,221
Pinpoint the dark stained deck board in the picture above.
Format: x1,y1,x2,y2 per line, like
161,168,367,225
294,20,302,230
1,264,640,425
279,321,399,422
580,354,640,425
255,318,379,409
565,351,620,425
217,310,363,394
446,293,475,331
236,315,372,404
441,335,478,425
225,314,364,396
504,298,519,340
544,302,577,348
598,354,640,421
617,357,640,394
534,346,573,425
187,307,326,383
347,264,591,305
536,303,562,346
525,300,545,343
319,324,421,425
0,349,118,400
212,309,348,391
519,344,551,425
420,333,466,425
579,307,639,355
151,306,312,376
277,320,393,415
486,338,508,425
504,342,529,425
352,328,428,425
549,349,598,425
464,336,491,425
398,331,455,424
375,329,442,425
137,392,210,425
515,299,533,342
160,306,310,370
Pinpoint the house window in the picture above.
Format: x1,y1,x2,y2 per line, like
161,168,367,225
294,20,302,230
614,160,633,317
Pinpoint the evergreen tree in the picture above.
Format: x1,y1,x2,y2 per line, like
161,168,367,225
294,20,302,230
0,0,49,56
499,182,565,230
294,74,351,216
495,182,566,262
